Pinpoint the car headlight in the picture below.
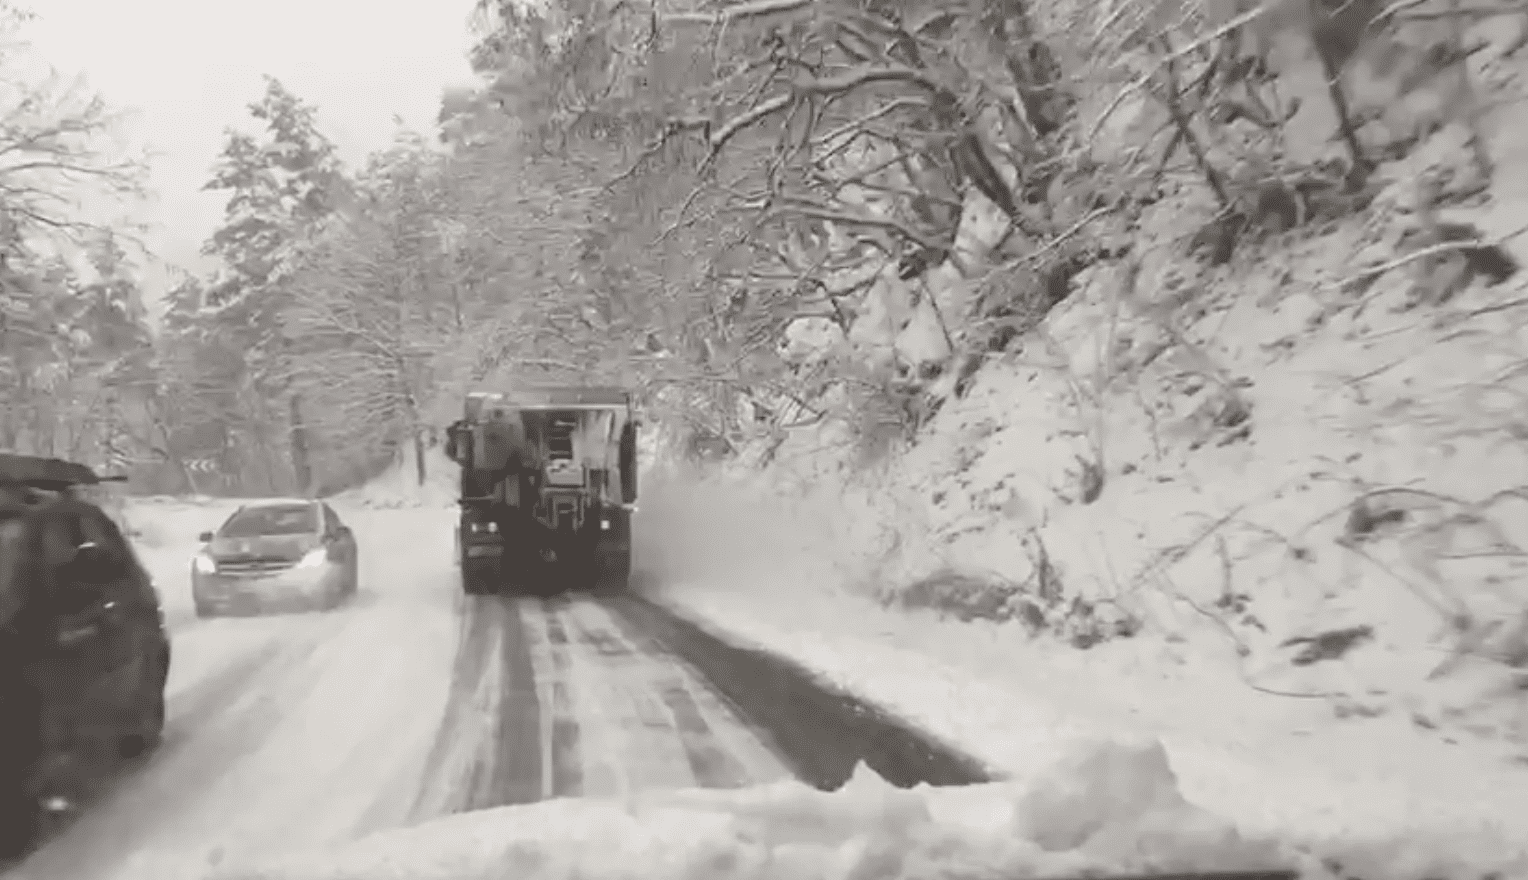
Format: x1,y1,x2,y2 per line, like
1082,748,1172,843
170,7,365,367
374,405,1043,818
295,548,328,569
193,554,216,574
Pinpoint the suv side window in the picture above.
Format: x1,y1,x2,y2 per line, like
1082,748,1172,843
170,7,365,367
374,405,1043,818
36,500,140,606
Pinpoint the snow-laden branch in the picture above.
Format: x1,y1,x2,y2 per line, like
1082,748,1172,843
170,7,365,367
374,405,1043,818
661,0,814,25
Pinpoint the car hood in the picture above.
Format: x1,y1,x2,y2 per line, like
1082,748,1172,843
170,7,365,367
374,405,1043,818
206,533,320,562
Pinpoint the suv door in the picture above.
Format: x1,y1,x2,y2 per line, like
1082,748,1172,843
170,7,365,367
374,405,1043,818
38,501,159,727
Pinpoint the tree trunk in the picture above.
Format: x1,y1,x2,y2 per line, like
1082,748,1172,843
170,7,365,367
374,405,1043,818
414,427,427,487
995,0,1068,138
181,461,204,496
288,392,313,496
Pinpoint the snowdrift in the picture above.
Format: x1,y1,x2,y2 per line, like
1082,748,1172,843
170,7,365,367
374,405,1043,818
187,738,1513,880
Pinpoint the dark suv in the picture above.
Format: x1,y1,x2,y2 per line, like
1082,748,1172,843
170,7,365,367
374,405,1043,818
0,454,171,858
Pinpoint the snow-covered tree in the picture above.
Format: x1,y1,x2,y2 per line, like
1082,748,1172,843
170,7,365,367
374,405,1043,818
0,3,152,464
179,75,352,492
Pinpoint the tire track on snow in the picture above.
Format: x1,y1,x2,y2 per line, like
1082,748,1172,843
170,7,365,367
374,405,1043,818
537,598,583,799
407,599,500,820
606,594,994,791
555,599,699,793
565,598,783,789
459,598,542,811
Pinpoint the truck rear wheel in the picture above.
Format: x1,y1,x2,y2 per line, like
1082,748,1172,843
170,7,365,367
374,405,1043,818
595,507,632,592
461,560,499,596
598,544,631,592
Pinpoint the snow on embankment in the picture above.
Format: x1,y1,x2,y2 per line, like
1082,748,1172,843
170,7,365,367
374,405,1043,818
201,739,1524,880
629,10,1528,870
331,447,458,510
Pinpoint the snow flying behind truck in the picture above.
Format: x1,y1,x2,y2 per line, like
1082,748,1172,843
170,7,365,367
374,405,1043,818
444,386,638,596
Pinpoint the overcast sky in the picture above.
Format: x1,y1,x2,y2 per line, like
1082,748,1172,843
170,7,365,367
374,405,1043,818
25,0,479,303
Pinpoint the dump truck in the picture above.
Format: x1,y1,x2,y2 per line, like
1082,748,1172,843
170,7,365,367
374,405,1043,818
443,386,638,595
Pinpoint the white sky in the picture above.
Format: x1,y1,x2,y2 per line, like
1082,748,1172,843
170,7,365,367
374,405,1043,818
24,0,479,302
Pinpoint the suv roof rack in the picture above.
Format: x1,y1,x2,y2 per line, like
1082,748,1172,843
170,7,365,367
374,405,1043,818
0,453,126,491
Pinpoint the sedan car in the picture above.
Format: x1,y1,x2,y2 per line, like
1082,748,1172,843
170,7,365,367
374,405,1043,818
190,499,358,617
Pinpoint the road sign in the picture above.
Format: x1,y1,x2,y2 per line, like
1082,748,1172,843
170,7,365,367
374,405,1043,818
186,459,219,474
103,443,132,472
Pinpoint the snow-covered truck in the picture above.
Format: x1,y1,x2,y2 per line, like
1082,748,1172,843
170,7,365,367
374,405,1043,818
443,386,638,595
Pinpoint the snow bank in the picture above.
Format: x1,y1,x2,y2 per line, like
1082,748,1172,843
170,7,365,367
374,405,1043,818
331,447,457,510
189,739,1389,880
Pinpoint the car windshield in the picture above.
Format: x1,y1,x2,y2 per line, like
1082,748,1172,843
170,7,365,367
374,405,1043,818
218,503,318,537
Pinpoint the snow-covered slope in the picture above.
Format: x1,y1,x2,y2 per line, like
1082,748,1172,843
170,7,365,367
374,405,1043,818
624,11,1528,876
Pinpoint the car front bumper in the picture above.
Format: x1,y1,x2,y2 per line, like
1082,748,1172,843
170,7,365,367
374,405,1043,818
192,564,343,613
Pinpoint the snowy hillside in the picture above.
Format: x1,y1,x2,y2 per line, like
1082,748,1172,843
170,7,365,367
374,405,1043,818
620,6,1528,871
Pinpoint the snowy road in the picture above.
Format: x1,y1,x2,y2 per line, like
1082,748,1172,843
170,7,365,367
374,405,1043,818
4,506,985,880
406,593,795,818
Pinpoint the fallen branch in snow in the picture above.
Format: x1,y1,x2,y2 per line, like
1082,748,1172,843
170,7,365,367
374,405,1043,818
1021,201,1122,267
1465,294,1528,319
661,0,813,25
1083,5,1271,147
1335,219,1528,289
1126,495,1272,593
1317,484,1528,671
1395,2,1528,21
1241,678,1346,700
1162,571,1344,700
1172,583,1250,658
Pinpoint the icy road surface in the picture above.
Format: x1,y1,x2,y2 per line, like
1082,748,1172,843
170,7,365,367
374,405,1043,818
5,505,816,880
